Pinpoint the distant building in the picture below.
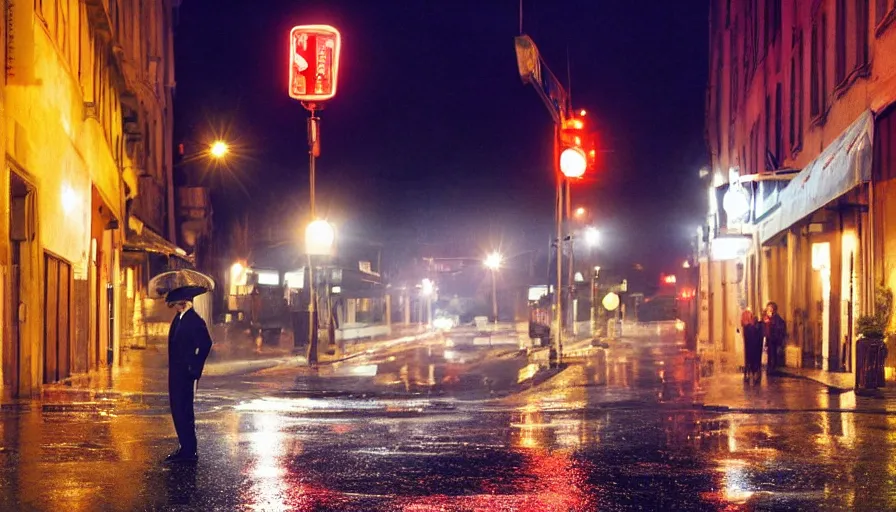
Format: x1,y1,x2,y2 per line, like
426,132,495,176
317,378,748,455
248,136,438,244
0,1,182,396
702,0,896,377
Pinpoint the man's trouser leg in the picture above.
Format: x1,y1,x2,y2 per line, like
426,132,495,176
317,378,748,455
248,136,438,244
169,372,197,453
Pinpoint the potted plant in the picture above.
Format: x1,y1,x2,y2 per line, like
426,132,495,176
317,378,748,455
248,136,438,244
857,287,893,339
856,287,892,391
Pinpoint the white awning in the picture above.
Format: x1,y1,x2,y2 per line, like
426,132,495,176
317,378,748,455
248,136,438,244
759,111,874,244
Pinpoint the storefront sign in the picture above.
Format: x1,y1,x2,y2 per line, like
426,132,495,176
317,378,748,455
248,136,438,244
289,25,341,102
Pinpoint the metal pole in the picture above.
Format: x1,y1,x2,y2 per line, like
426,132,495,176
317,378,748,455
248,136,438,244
566,179,574,335
491,269,498,323
305,104,320,364
553,125,563,366
590,268,596,337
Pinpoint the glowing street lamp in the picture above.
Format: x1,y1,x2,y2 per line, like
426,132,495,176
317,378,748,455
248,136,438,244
484,251,503,270
209,140,229,159
584,226,601,247
574,206,586,218
305,219,335,256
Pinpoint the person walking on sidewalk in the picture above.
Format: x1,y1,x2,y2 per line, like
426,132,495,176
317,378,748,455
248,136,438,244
741,310,764,384
763,302,786,374
164,289,213,464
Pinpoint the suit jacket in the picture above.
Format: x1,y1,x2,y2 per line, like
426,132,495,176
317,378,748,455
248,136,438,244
168,308,213,380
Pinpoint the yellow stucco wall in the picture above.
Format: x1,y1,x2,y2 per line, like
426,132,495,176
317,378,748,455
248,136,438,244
1,2,130,394
6,6,123,275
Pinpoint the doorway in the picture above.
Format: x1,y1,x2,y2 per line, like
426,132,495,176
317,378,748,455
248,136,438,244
4,173,30,394
43,254,72,383
811,242,832,370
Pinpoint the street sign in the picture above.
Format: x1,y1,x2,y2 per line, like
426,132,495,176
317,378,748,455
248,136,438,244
514,35,570,123
289,25,342,102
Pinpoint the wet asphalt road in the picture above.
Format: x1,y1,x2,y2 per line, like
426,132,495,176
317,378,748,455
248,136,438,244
1,333,896,511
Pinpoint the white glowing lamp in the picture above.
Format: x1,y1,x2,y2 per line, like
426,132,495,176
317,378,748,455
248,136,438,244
305,219,335,256
484,252,503,270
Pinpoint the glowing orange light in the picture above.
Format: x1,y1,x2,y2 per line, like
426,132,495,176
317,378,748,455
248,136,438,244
579,109,587,116
662,274,677,285
575,207,586,217
288,25,342,102
209,140,229,158
572,119,584,129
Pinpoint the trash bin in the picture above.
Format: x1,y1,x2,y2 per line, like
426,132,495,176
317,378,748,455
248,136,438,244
856,338,888,390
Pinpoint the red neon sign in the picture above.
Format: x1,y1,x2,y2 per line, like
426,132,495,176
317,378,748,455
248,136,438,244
288,25,341,102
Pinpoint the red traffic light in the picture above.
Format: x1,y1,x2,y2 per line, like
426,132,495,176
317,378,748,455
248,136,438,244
559,114,597,178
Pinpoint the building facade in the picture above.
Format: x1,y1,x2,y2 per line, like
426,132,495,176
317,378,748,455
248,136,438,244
702,0,896,378
0,0,181,397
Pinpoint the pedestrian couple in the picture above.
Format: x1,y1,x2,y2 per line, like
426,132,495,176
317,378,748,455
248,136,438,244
741,302,786,384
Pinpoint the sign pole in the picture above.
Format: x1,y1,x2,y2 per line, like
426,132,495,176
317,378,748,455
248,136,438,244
288,24,341,365
305,102,320,364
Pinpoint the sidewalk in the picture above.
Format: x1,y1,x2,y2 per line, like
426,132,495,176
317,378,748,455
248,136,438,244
774,366,855,391
696,371,896,414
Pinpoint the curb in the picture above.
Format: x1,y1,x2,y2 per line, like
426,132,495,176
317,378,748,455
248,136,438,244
774,369,854,392
694,403,896,415
315,332,441,366
202,355,308,377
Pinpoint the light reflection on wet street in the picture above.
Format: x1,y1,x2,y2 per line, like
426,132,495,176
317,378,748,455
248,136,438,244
2,334,896,510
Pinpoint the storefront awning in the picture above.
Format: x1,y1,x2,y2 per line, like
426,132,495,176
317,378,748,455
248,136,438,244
759,111,874,244
123,216,191,260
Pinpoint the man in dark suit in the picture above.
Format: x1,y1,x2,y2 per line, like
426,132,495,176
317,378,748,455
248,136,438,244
164,289,213,464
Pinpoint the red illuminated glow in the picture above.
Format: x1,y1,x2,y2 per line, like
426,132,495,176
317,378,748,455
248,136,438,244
662,274,677,285
288,25,342,102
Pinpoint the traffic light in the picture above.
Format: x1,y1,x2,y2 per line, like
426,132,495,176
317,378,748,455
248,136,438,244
558,110,597,179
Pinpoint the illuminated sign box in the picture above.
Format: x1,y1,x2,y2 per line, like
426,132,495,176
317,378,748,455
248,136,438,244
289,25,341,102
710,236,752,261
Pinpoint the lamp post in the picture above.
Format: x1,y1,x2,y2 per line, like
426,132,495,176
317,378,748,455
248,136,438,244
304,219,335,364
590,266,601,337
288,24,342,365
421,278,434,327
484,252,503,325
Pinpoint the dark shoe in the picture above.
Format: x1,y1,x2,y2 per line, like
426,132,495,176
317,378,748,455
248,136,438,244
163,449,198,464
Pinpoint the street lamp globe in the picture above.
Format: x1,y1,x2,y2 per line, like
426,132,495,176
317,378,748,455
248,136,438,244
305,219,335,256
584,226,601,247
560,147,587,178
209,140,229,159
484,251,503,270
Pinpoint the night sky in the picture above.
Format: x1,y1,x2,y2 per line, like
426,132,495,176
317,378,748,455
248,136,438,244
173,0,709,274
